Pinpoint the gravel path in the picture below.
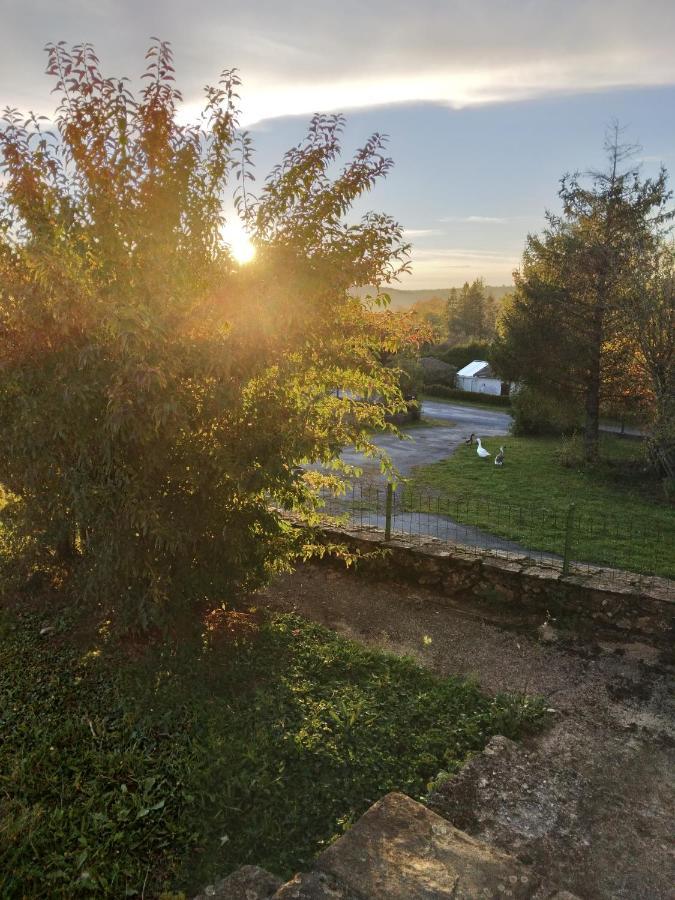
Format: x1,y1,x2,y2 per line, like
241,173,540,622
258,563,675,900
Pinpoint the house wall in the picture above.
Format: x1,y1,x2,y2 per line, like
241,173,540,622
456,375,503,396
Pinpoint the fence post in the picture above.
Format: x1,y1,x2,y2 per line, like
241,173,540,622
562,503,576,575
384,482,394,541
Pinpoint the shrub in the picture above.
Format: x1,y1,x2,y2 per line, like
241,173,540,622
424,385,511,407
0,42,415,633
419,357,457,386
510,386,583,435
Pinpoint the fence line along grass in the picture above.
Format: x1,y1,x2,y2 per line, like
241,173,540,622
0,606,545,898
404,433,675,578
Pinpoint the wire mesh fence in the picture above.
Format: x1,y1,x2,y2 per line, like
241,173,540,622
318,480,674,586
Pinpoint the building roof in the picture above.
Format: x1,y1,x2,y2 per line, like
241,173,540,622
456,360,495,379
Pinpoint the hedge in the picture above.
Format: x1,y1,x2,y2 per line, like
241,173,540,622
423,384,512,407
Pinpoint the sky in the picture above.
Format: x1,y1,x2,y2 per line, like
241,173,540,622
2,0,675,287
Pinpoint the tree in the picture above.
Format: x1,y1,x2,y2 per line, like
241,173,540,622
445,278,504,344
410,295,447,340
493,126,672,461
622,240,675,474
0,41,415,633
447,280,485,341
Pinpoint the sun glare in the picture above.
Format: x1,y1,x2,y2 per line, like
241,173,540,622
222,219,256,265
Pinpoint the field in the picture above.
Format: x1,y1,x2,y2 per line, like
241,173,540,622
405,433,675,577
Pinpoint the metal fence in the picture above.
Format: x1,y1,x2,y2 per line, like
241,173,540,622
318,480,674,586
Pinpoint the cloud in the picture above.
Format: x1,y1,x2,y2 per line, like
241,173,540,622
466,216,507,224
402,246,519,287
441,216,508,225
403,228,443,238
414,247,518,262
2,1,675,121
401,247,520,289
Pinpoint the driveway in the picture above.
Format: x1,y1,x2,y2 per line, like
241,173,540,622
328,400,561,559
340,399,512,481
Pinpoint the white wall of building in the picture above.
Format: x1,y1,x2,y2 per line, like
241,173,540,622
456,375,504,396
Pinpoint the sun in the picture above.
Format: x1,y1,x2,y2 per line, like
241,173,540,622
222,218,256,265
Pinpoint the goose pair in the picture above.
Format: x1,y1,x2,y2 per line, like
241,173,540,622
474,438,506,466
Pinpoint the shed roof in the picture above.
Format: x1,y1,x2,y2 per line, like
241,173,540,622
456,360,494,378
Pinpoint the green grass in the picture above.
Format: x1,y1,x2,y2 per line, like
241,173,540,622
0,607,544,898
401,416,456,430
405,433,674,577
420,393,510,415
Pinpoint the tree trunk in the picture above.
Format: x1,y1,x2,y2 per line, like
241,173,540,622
583,301,604,463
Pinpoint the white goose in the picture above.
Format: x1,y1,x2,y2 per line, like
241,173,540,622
476,437,491,459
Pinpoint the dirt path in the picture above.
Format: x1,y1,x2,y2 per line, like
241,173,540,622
257,563,675,900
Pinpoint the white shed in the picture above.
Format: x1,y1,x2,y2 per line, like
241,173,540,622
456,360,507,396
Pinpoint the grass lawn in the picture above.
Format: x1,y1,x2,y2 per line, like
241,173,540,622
420,393,511,415
405,433,674,578
400,415,456,430
0,605,544,898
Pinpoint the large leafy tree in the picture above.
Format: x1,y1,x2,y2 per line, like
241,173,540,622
494,128,672,462
0,41,415,631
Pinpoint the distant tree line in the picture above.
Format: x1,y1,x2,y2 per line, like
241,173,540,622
411,280,510,346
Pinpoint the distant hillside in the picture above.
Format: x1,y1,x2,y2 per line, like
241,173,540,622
353,285,513,310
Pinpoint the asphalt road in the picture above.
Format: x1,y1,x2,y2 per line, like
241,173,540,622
331,400,560,559
340,399,512,480
324,399,643,561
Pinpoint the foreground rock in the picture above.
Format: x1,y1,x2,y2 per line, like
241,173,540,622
428,732,674,898
312,792,538,898
194,792,583,899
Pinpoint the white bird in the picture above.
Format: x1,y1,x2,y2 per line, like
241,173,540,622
494,446,505,466
476,437,490,459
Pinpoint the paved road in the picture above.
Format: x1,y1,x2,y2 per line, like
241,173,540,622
330,400,561,559
324,399,645,562
340,399,512,480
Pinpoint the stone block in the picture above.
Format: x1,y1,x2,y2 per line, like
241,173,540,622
315,792,538,899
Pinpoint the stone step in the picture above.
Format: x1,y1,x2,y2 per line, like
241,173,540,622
275,792,540,899
194,791,581,900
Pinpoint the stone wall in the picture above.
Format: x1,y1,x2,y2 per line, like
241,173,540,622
318,524,674,646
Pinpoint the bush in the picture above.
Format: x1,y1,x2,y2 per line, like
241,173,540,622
0,42,413,633
510,386,583,435
419,357,457,386
424,385,511,407
425,341,493,370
